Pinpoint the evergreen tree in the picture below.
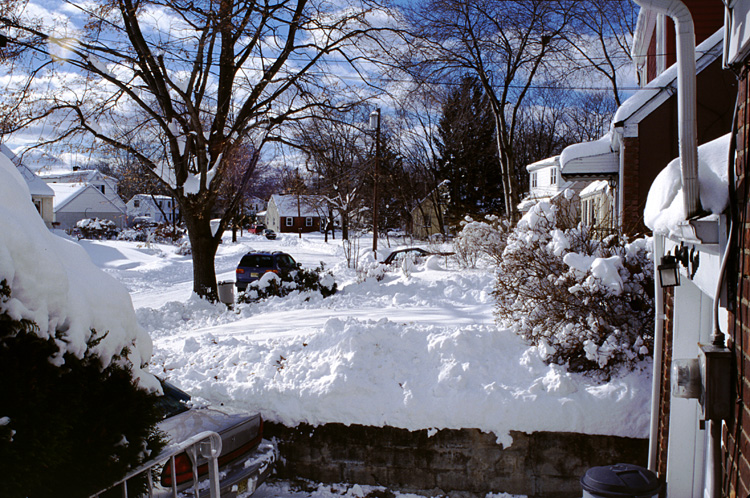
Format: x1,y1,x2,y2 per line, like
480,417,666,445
435,77,504,228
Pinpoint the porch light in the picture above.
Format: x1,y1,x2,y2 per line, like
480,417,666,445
658,254,680,288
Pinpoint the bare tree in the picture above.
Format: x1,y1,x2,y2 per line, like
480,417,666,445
564,0,638,106
403,0,575,220
1,0,393,300
292,109,370,240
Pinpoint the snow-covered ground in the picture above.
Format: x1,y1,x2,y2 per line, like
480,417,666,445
79,230,652,449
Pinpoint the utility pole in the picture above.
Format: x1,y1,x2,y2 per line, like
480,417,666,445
370,108,380,254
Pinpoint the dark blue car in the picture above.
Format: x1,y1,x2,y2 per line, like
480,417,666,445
235,251,298,291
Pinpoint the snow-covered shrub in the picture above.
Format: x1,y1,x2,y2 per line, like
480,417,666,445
494,202,654,375
356,260,387,282
0,279,167,497
74,217,118,240
237,264,337,303
453,215,510,268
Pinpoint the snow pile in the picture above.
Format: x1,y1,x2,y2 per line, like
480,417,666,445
645,133,730,234
0,152,156,389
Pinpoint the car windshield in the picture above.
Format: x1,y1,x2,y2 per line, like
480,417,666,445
240,255,273,267
277,255,296,268
156,379,191,419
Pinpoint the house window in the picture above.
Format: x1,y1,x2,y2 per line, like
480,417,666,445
550,167,557,185
424,215,431,228
286,217,294,227
134,199,140,208
100,185,106,195
306,217,313,227
33,199,42,213
531,172,537,188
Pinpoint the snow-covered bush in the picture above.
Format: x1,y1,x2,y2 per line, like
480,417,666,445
0,280,166,497
494,201,654,375
453,215,510,268
74,217,118,239
237,264,337,303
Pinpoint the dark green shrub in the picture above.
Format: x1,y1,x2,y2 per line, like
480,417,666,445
0,280,166,498
238,264,337,303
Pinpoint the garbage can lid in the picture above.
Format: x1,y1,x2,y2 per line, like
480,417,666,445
580,463,660,497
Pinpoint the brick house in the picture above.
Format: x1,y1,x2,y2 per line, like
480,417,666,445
266,194,323,234
560,1,733,236
640,1,750,496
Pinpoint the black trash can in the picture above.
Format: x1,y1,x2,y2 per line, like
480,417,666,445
581,463,661,498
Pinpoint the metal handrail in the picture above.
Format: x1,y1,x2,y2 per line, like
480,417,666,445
90,430,223,498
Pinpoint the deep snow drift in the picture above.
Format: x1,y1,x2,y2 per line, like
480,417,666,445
80,230,652,447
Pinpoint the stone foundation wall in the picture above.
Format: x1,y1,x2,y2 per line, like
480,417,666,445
265,423,648,498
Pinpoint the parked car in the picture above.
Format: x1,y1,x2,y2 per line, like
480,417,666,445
263,229,277,240
96,379,276,497
235,251,299,291
380,247,454,266
249,224,266,235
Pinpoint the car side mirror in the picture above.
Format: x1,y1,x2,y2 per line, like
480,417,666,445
297,263,302,268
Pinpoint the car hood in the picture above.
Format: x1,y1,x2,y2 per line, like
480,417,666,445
158,408,251,446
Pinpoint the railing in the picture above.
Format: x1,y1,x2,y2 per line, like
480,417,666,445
90,431,223,498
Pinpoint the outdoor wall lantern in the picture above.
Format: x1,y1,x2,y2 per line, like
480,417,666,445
658,242,700,288
658,254,680,288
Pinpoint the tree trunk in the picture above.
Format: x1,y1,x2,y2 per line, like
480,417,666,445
184,210,221,301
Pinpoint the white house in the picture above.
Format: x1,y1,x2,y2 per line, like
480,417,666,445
0,144,55,227
48,183,128,229
126,194,179,224
520,155,585,217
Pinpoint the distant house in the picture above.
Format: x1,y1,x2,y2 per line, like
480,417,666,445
125,194,179,225
579,180,613,234
48,183,128,229
519,155,585,214
0,144,55,227
39,169,120,201
411,182,449,239
266,194,323,233
244,196,267,216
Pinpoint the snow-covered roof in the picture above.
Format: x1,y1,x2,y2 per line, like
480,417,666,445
526,155,559,173
39,169,116,184
644,133,730,235
613,29,723,126
559,133,619,180
580,180,610,197
0,144,54,197
48,182,123,213
271,194,324,217
48,183,88,210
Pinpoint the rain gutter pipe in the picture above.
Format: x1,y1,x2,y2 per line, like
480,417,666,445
632,0,701,218
633,0,701,480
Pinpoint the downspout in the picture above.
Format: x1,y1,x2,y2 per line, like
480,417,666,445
633,0,701,218
648,234,666,472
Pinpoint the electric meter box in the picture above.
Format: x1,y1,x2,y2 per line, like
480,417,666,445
699,343,733,421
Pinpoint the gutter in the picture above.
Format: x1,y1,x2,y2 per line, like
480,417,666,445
647,234,666,473
633,0,700,218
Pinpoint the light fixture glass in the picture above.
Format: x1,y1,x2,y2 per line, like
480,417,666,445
658,254,680,288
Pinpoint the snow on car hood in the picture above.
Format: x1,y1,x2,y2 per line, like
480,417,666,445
158,408,251,446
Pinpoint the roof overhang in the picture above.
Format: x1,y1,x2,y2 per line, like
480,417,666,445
560,135,619,182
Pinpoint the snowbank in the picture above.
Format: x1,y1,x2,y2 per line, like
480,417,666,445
0,152,157,390
644,133,730,234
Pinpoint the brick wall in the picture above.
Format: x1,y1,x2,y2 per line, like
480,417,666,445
621,137,643,235
266,423,648,498
655,288,674,480
725,64,750,498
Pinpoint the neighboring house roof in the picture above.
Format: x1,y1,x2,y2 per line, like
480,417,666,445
614,29,723,130
270,194,323,217
526,155,559,173
39,169,117,185
560,29,723,181
128,194,174,203
48,182,124,213
560,133,619,180
0,144,54,197
580,180,610,198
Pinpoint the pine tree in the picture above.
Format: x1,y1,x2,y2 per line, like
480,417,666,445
435,77,504,228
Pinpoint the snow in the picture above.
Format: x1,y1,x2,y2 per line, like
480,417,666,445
271,194,324,217
559,132,614,168
0,150,158,390
67,228,654,447
644,133,730,234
